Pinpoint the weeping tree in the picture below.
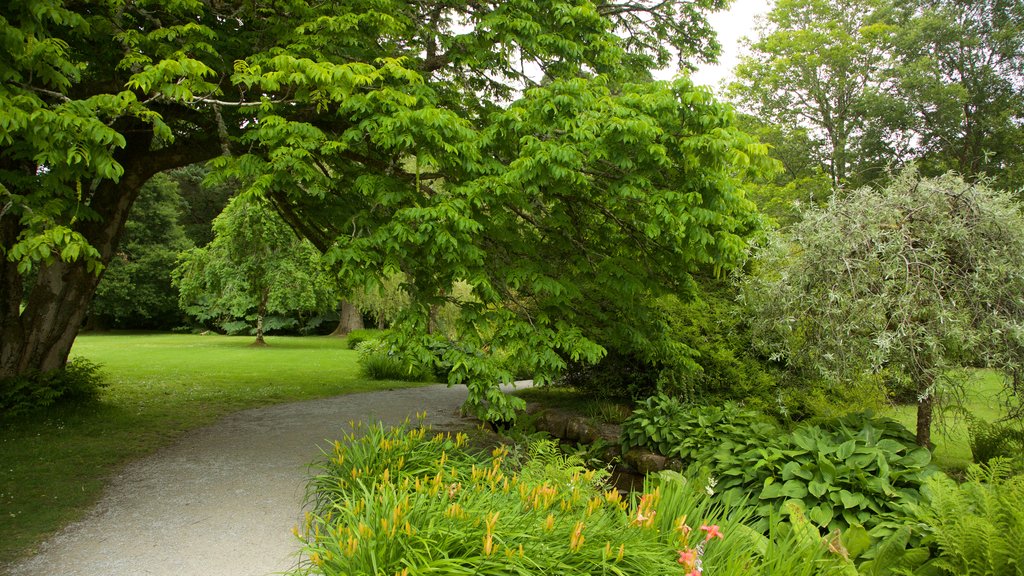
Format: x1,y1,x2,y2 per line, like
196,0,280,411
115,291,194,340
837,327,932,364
746,168,1024,446
173,196,337,345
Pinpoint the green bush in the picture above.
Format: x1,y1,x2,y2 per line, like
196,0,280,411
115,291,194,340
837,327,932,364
621,395,778,460
345,328,389,350
621,398,936,535
557,349,664,401
0,358,107,417
658,289,782,410
354,339,431,381
295,422,857,576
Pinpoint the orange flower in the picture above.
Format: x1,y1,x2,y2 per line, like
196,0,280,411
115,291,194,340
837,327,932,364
678,548,697,568
700,524,723,540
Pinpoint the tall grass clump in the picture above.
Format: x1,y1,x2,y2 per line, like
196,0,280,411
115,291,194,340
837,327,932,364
292,422,858,575
354,339,432,382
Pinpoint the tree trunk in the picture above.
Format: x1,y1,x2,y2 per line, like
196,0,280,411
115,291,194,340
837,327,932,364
331,299,364,337
252,290,269,346
427,304,440,335
916,377,935,448
0,127,222,383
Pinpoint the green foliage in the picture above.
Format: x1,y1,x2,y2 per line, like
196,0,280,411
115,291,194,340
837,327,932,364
621,395,777,461
557,350,665,401
345,329,389,350
745,169,1024,446
297,422,858,576
173,196,339,340
891,0,1024,191
730,0,902,187
968,419,1024,468
0,358,106,417
299,424,682,575
856,525,938,576
90,173,194,329
657,285,782,409
745,414,934,537
1,0,771,422
621,398,937,535
912,460,1024,576
354,339,432,382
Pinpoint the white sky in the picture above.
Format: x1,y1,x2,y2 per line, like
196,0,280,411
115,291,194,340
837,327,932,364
670,0,774,91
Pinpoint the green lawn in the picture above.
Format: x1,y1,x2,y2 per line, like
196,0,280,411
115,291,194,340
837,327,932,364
0,332,426,566
884,370,1013,473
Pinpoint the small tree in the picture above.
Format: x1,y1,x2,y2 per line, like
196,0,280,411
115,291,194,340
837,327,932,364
746,168,1024,446
173,196,337,345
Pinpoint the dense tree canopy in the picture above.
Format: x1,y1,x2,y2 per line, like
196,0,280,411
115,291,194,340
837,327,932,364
892,0,1024,190
89,173,193,329
730,0,901,188
731,0,1024,192
0,0,771,417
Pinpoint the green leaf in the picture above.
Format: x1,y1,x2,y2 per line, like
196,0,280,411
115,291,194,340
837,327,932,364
841,524,871,559
759,478,784,500
780,479,808,499
835,439,856,459
899,448,931,468
808,479,828,498
838,490,865,509
808,504,833,526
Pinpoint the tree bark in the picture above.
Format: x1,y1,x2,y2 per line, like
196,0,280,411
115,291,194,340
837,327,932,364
252,290,269,346
915,377,935,448
0,128,222,383
331,299,364,337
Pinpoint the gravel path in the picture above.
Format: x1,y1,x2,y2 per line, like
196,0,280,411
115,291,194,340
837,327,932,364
7,383,522,576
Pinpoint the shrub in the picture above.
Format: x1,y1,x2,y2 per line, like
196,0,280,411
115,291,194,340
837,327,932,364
0,358,107,417
345,328,388,350
658,289,782,410
621,398,936,535
621,395,778,460
354,339,431,381
557,349,664,401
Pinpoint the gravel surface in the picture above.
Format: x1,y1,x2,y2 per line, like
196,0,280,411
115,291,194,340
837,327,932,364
7,382,524,576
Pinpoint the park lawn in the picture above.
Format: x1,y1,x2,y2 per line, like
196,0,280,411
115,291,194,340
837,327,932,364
884,369,1012,473
0,332,429,566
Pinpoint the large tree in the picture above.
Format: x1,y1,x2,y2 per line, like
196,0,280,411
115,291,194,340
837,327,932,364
1,0,770,417
730,0,907,188
892,0,1024,190
746,169,1024,446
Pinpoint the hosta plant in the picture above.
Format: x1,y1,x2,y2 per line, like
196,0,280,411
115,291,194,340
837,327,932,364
621,399,936,535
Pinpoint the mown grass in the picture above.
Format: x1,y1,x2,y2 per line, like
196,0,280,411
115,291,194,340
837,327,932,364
885,370,1012,473
0,332,429,566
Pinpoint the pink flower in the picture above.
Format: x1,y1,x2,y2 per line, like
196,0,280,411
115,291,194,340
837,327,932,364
700,524,723,540
687,571,701,576
677,548,697,567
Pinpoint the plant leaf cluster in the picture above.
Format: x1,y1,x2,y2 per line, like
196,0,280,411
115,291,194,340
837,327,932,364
621,397,938,537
